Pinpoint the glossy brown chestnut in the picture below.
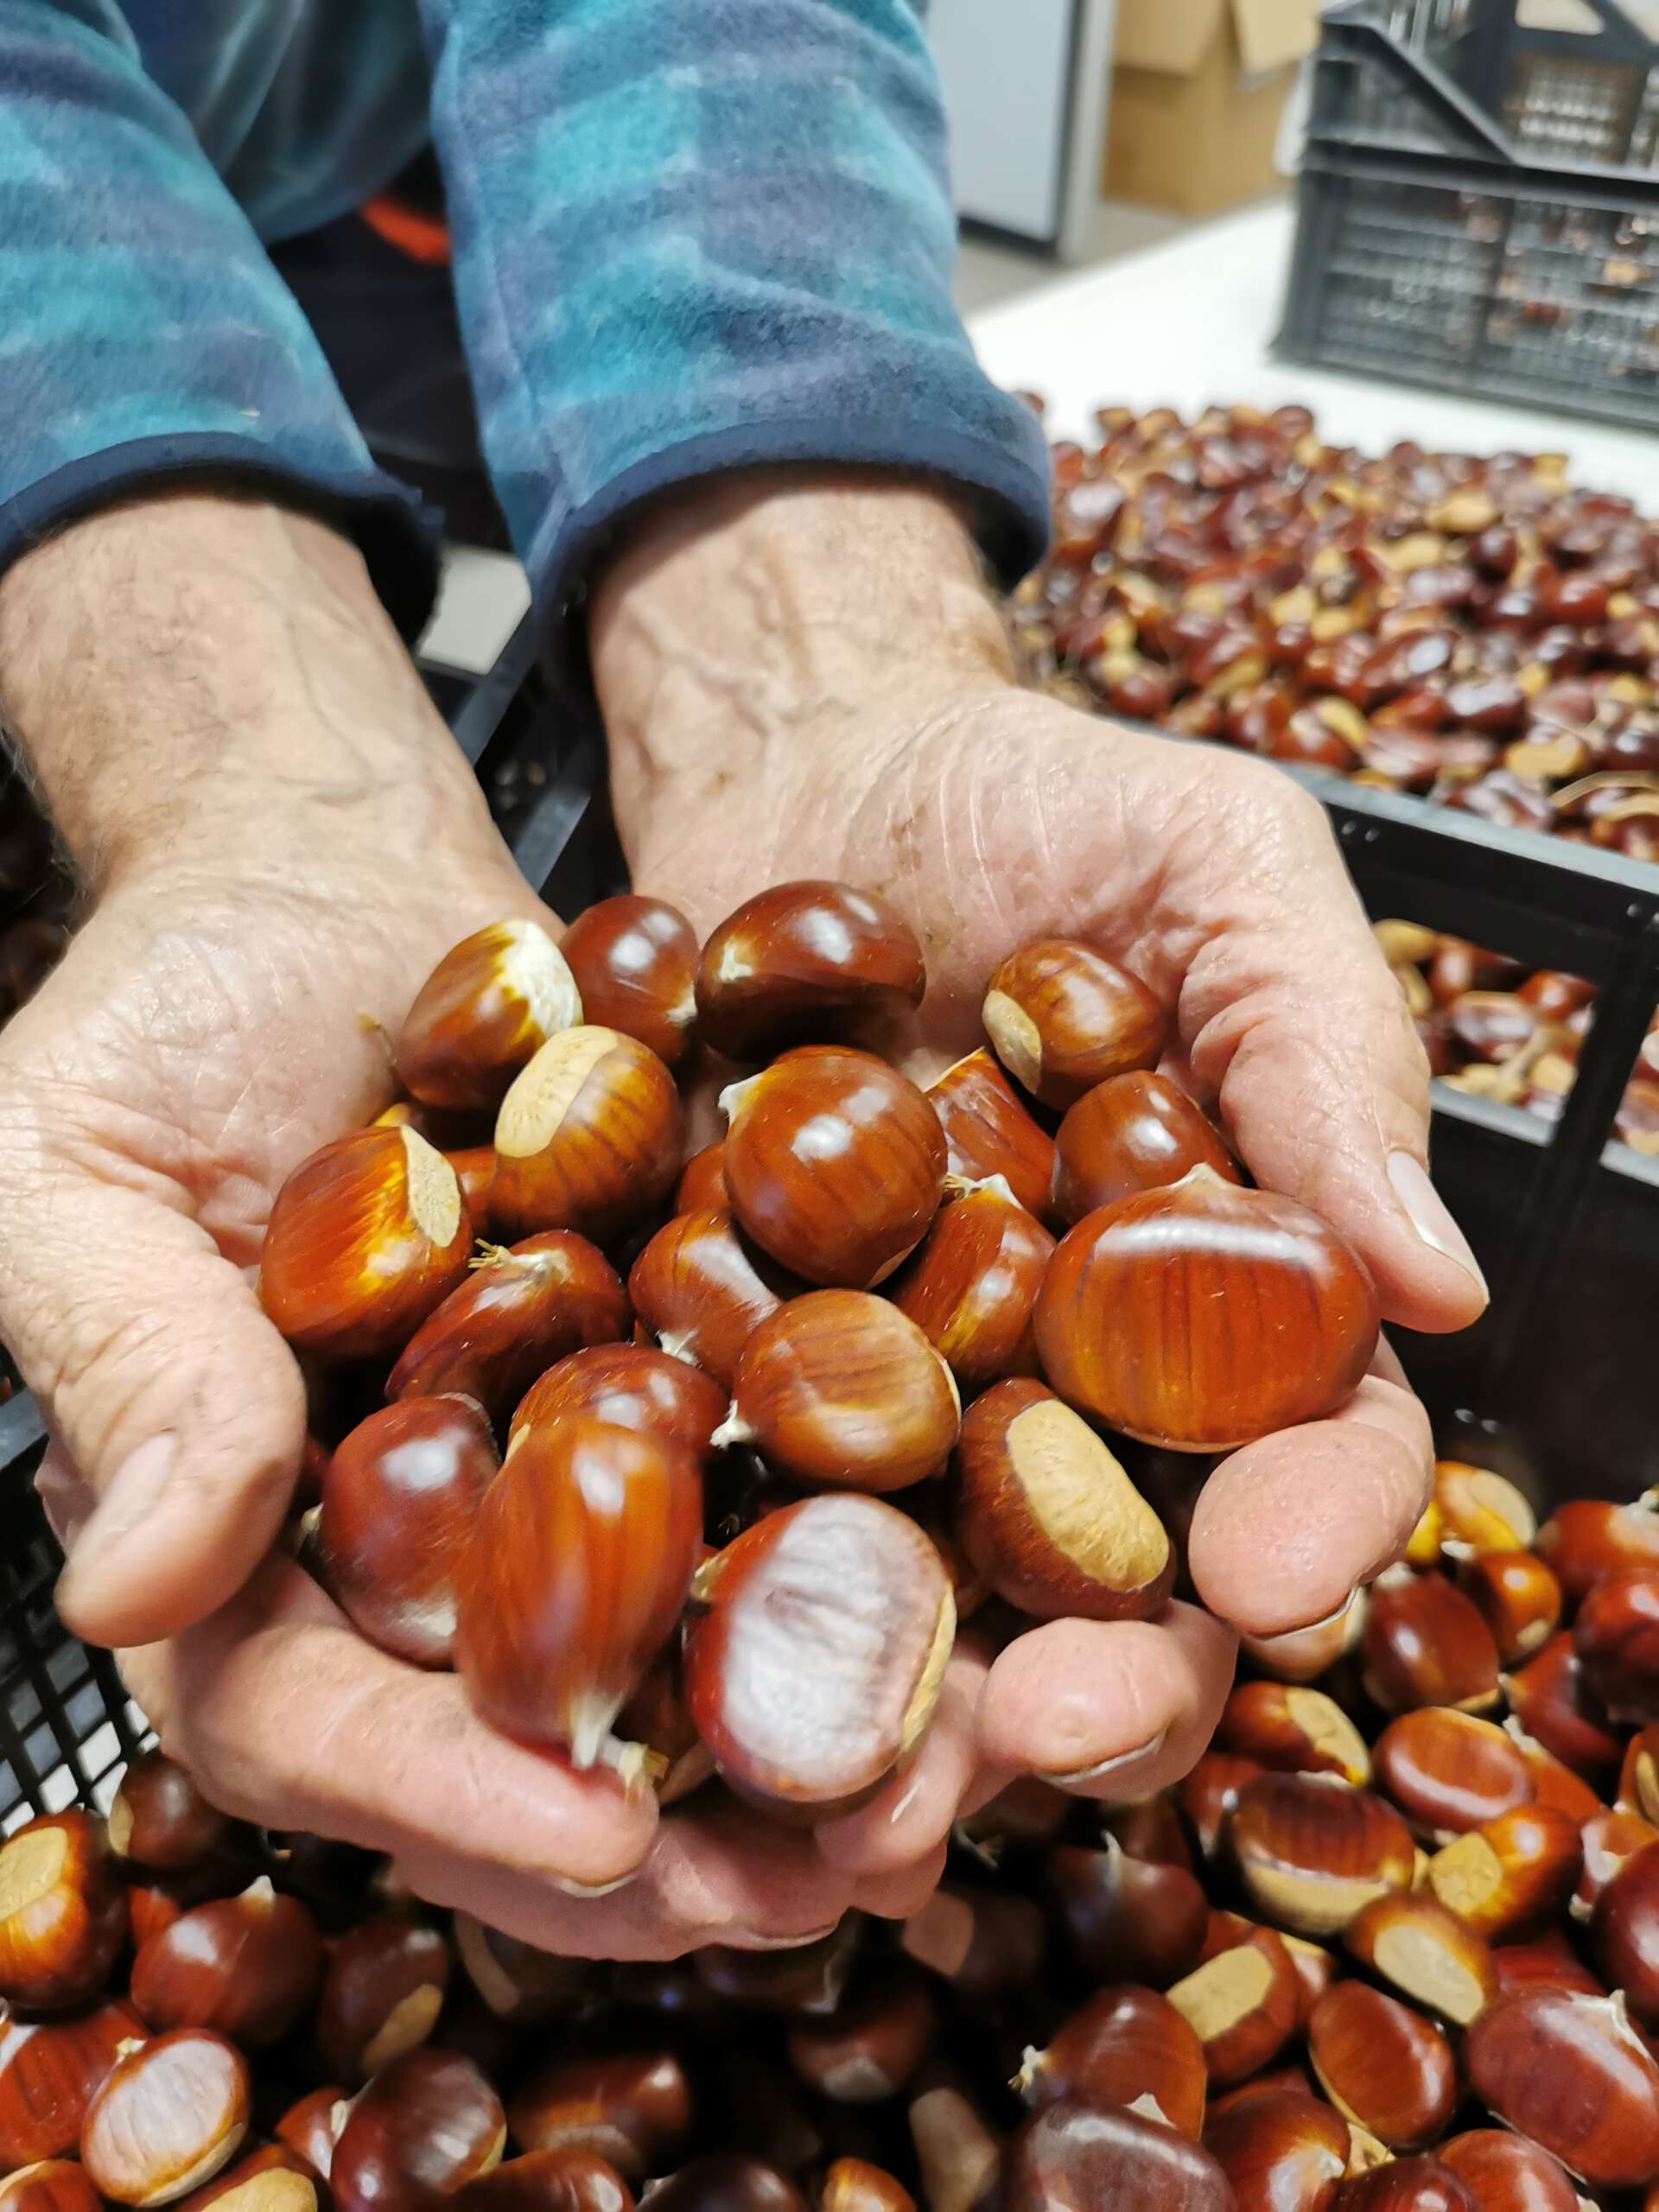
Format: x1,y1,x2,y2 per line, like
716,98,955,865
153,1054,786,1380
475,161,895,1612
1228,1774,1416,1938
506,2051,691,2183
1465,1986,1659,2189
1034,1171,1378,1450
1003,2099,1233,2212
906,2083,1001,2212
1371,1707,1535,1840
451,1916,596,2026
953,1378,1173,1622
888,1182,1053,1389
454,2150,635,2212
1045,1839,1209,1990
1051,1072,1239,1224
1219,1683,1371,1788
1166,1923,1300,2086
273,2086,347,2183
1592,1838,1659,2025
1536,1493,1659,1602
492,1028,683,1244
0,1810,128,2012
1510,1728,1603,1826
898,1884,1043,2003
925,1050,1056,1224
457,1414,702,1768
317,1395,499,1669
331,2046,505,2212
387,1232,628,1421
396,919,582,1111
627,1210,795,1390
1436,2131,1583,2212
315,1915,451,2084
715,1291,959,1493
448,1145,498,1227
1359,1566,1502,1714
982,940,1166,1110
507,1344,727,1462
1018,1986,1207,2138
683,1493,955,1815
1427,1804,1583,1938
819,2159,914,2212
1577,1807,1659,1918
129,1877,322,2047
559,896,699,1066
785,1976,937,2104
1181,1753,1266,1864
108,1755,229,1875
696,1916,861,2018
0,2163,102,2212
0,1999,146,2165
175,2145,323,2212
1201,2090,1351,2212
1343,1891,1497,2024
1491,1928,1606,1999
79,2029,250,2208
694,881,925,1060
1573,1568,1659,1726
721,1048,944,1288
640,2159,804,2212
1306,1980,1457,2151
258,1126,472,1359
1503,1634,1623,1783
1433,1461,1538,1553
1328,2159,1474,2212
1454,1548,1562,1666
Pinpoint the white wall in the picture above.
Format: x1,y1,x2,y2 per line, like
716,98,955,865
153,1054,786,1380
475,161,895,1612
930,0,1079,243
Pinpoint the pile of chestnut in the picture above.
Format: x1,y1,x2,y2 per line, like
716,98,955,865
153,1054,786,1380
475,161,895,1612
1371,922,1659,1152
1011,400,1659,865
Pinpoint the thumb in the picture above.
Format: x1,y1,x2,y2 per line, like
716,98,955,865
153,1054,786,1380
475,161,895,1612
0,1159,304,1647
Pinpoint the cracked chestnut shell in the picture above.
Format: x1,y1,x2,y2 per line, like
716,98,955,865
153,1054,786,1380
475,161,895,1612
695,881,925,1060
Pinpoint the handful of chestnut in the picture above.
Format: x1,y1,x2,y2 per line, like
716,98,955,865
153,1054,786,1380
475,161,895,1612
247,879,1381,1807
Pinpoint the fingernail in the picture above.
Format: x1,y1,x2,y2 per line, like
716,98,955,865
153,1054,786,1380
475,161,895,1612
1240,1586,1365,1681
549,1869,639,1898
729,1923,843,1952
1387,1154,1489,1304
1045,1726,1168,1788
57,1433,177,1592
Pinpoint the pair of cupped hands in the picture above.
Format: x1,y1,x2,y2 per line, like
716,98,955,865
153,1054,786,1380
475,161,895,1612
0,664,1483,1961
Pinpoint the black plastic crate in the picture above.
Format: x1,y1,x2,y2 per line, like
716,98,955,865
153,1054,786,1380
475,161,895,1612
1278,2,1659,430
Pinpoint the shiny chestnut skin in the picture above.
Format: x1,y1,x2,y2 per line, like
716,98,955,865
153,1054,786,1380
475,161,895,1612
1219,1682,1370,1787
0,1810,128,2012
1454,1548,1562,1666
1034,1171,1378,1450
722,1048,944,1288
675,1141,728,1214
683,1492,955,1815
108,1754,230,1875
1227,1773,1416,1939
1592,1838,1659,2025
396,918,582,1111
628,1210,796,1390
0,1999,147,2165
0,2164,102,2212
1343,1891,1497,2025
785,1974,937,2104
982,940,1166,1110
1051,1072,1239,1224
1427,1803,1584,1939
452,1915,598,2025
317,1395,499,1669
258,1126,473,1360
492,1028,683,1245
1307,1979,1457,2151
1436,2132,1583,2212
559,895,699,1066
1577,1806,1659,1917
175,2145,324,2212
697,1915,861,2016
1329,2160,1474,2212
1626,1724,1659,1824
1360,1566,1501,1714
331,2046,505,2212
819,2161,912,2212
454,2151,635,2212
888,1183,1053,1389
1044,1840,1209,1991
899,1885,1045,2003
694,881,925,1060
640,2160,804,2212
925,1050,1056,1223
315,1915,450,2084
1465,1985,1659,2189
1370,1707,1535,1839
1201,2089,1349,2212
1574,1568,1659,1726
1003,2099,1233,2212
953,1379,1173,1621
79,2029,251,2208
508,1344,726,1462
387,1233,628,1422
1536,1493,1659,1601
1166,1921,1300,2086
505,2050,691,2183
129,1878,323,2048
457,1414,702,1768
1504,1633,1623,1783
274,2086,347,2183
1181,1752,1266,1864
1019,1985,1207,2138
1433,1461,1537,1553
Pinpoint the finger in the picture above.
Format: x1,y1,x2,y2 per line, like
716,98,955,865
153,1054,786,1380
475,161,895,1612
812,1644,989,1878
122,1555,659,1893
1186,1370,1433,1639
976,1603,1236,1793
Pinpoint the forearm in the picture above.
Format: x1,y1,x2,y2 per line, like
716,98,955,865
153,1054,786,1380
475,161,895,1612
0,495,496,897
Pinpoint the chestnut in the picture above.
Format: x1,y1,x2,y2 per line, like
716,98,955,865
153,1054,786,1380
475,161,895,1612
454,2150,636,2212
1328,2159,1474,2211
1181,1752,1267,1865
1018,1985,1207,2138
1343,1891,1497,2024
925,1050,1056,1224
175,2146,323,2212
109,1755,230,1875
1051,1072,1238,1224
1625,1725,1659,1824
1491,1929,1606,1999
1573,1567,1659,1725
1465,1986,1659,2189
1034,1171,1378,1451
1536,1493,1659,1601
332,2047,505,2212
273,2085,347,2182
448,1145,498,1227
1436,2132,1583,2212
715,1292,959,1493
628,1211,797,1390
258,1126,473,1359
559,894,699,1066
1592,1839,1659,2024
819,2160,914,2212
675,1141,728,1214
639,2159,804,2212
0,1999,147,2165
887,1181,1053,1389
0,2164,102,2212
1510,1727,1603,1826
1166,1922,1300,2086
983,940,1166,1110
1503,1634,1623,1783
1576,1807,1659,1918
129,1877,323,2048
1044,1840,1209,1990
1200,2089,1350,2212
1306,1980,1456,2152
79,2029,250,2208
899,1884,1043,2004
0,1810,128,2012
507,1344,727,1462
1427,1803,1583,1937
906,2082,1001,2212
1359,1566,1501,1714
452,1915,596,2025
317,1395,499,1669
1003,2099,1233,2212
506,2051,691,2182
386,1232,629,1421
1227,1773,1416,1938
694,881,925,1060
1433,1461,1537,1552
1453,1548,1561,1666
1219,1682,1370,1788
492,1028,683,1245
683,1493,954,1815
396,918,582,1111
1370,1707,1535,1840
315,1915,450,2083
721,1048,944,1288
696,1916,861,2017
785,1975,937,2103
456,1414,702,1769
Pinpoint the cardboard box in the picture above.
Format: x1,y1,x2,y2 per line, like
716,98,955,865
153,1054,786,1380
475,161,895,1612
1104,0,1322,217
